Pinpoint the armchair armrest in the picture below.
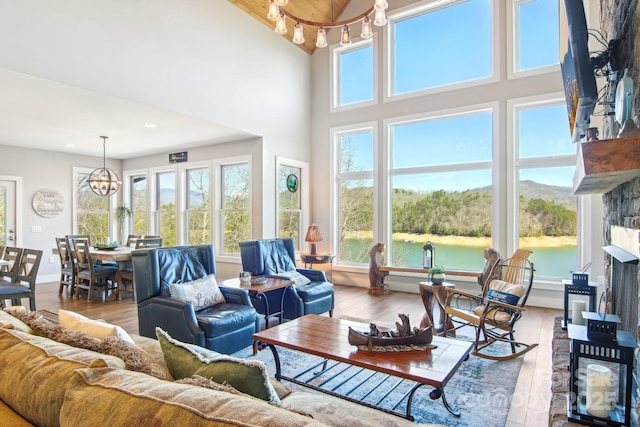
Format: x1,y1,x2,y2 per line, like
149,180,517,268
137,296,205,346
297,268,328,282
220,286,252,306
444,288,483,307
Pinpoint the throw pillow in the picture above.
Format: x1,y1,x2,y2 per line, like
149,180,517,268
269,270,311,287
175,374,241,395
473,279,525,322
169,274,225,311
156,327,280,404
59,309,135,344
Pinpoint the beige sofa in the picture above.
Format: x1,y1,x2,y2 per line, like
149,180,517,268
0,310,444,427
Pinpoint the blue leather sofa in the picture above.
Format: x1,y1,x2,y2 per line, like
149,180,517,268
239,238,334,321
132,245,259,354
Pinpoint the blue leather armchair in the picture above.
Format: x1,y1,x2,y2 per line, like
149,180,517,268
239,238,334,321
132,245,259,355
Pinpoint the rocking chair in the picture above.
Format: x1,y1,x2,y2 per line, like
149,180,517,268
444,249,537,360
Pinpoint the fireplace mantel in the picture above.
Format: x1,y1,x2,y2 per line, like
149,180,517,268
573,134,640,195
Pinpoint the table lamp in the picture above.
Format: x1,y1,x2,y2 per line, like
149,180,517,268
305,224,323,255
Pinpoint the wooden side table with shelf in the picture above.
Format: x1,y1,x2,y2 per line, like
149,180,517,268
299,254,335,282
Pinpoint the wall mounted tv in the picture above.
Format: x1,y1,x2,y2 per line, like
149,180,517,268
559,0,598,143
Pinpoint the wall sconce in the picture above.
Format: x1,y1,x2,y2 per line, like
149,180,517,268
305,224,323,255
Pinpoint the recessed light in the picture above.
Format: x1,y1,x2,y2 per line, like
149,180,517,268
144,123,157,128
65,143,76,147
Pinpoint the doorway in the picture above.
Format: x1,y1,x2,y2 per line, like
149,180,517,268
0,177,21,247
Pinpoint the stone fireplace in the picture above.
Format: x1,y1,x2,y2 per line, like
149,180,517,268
606,226,640,335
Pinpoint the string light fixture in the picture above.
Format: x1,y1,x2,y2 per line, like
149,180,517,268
267,0,389,48
87,136,121,196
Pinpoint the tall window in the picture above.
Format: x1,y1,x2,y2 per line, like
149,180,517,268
515,99,576,277
220,163,249,254
333,39,374,108
187,167,210,245
76,171,110,243
514,0,559,72
335,126,375,264
278,164,302,247
390,110,493,270
391,0,492,96
130,175,147,235
156,171,176,246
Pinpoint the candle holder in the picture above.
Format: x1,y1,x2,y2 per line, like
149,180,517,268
567,320,636,426
563,276,597,329
423,242,434,269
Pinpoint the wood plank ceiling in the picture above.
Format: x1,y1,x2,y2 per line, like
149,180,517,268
228,0,352,54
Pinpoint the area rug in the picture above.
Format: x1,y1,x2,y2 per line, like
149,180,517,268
235,343,523,427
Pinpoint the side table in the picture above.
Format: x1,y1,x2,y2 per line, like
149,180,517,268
418,281,455,336
299,254,335,282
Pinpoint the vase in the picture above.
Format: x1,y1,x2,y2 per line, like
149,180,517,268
431,273,445,285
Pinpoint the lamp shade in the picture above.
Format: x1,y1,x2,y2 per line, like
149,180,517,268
305,225,323,243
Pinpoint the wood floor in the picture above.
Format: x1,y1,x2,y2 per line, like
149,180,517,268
31,281,560,427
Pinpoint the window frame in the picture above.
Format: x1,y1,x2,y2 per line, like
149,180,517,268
122,168,149,237
330,36,378,113
384,0,499,103
276,157,309,252
183,162,212,246
214,156,251,257
72,166,115,241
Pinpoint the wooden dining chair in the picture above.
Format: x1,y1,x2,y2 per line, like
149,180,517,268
114,237,162,301
0,248,42,311
55,237,75,296
72,238,118,302
125,234,142,247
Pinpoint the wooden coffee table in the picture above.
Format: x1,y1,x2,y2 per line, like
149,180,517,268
253,314,473,420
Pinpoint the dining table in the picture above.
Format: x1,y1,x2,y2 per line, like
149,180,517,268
89,246,133,263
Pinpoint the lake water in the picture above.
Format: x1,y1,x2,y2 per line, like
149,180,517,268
343,238,576,279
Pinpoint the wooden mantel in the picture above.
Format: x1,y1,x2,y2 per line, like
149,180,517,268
573,134,640,195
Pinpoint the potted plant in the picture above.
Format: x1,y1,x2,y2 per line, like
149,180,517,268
430,265,446,285
116,205,133,244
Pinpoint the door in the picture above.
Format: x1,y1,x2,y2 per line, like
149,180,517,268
0,180,16,246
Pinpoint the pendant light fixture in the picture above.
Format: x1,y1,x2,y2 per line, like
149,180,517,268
267,0,388,48
87,136,121,196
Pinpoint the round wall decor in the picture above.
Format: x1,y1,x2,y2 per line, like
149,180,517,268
32,189,64,217
286,174,299,193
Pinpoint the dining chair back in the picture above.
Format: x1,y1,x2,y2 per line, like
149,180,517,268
135,237,163,249
0,248,42,310
0,247,23,279
126,234,142,247
72,238,118,302
55,237,75,296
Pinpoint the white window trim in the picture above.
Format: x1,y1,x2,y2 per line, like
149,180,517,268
0,175,22,247
180,161,212,246
275,157,309,251
214,155,252,259
330,36,378,113
384,0,500,103
122,168,148,237
148,165,178,244
507,0,560,80
330,121,378,269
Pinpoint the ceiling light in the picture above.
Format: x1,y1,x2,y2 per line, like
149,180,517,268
268,0,388,48
87,136,121,197
144,123,157,128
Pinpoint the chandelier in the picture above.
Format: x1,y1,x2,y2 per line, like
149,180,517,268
87,136,121,196
267,0,389,48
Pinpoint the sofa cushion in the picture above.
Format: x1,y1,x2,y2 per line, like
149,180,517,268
170,274,226,310
0,398,35,427
0,309,33,334
295,282,334,302
157,328,279,403
58,309,135,344
60,367,324,427
0,328,125,427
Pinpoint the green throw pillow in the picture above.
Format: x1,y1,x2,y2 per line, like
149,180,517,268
156,328,280,404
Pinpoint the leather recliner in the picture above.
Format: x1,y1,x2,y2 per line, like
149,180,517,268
132,245,259,354
239,238,334,321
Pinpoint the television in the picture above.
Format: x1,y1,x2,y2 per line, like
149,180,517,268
559,0,598,143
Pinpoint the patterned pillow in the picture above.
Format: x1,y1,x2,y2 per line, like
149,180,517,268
169,274,225,310
269,270,311,287
156,327,280,404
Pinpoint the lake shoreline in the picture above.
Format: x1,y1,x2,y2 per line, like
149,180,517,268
347,232,576,248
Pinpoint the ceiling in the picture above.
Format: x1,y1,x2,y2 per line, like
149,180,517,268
229,0,352,54
0,1,349,161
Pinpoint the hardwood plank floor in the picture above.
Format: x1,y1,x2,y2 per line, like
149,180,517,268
30,281,560,426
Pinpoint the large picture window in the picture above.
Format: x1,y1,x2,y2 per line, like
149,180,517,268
514,0,559,73
333,39,374,109
186,167,210,245
390,0,492,97
390,110,493,270
515,99,576,278
278,164,302,247
335,126,375,264
130,174,148,236
156,171,176,246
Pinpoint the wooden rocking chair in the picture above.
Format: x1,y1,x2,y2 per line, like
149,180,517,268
444,249,537,360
